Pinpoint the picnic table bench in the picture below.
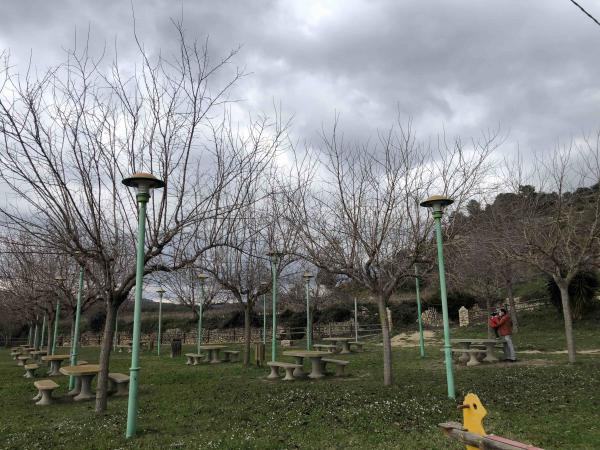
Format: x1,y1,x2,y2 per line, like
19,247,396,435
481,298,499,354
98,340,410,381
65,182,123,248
313,344,339,353
222,350,240,362
33,379,59,406
42,354,71,376
30,350,47,362
185,353,205,365
451,338,501,364
322,337,355,354
24,363,40,378
108,373,130,396
321,358,350,377
17,355,30,366
267,361,302,381
10,350,22,360
199,345,228,364
348,341,365,352
282,350,332,379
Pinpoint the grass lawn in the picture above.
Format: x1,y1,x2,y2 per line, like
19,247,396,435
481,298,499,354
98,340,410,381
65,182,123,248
1,310,599,449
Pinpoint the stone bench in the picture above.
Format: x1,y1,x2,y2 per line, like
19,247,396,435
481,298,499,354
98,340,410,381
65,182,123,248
10,350,21,360
266,361,302,381
450,349,483,367
24,363,40,378
17,355,30,366
117,344,132,353
321,358,350,377
348,341,365,352
222,350,240,363
108,373,130,396
33,379,59,406
313,344,338,353
184,353,205,365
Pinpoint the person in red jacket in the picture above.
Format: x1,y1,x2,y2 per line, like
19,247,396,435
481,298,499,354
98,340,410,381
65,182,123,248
495,308,517,362
488,312,500,338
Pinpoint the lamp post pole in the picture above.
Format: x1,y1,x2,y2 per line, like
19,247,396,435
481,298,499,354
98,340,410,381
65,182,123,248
33,315,39,351
123,172,165,439
267,251,283,362
40,314,46,350
303,272,314,350
52,276,65,355
415,265,425,358
27,324,32,347
354,297,359,343
197,274,208,354
69,261,85,389
157,288,165,356
420,195,455,400
260,282,268,345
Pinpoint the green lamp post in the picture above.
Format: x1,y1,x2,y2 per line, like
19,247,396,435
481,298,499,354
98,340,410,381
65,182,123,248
122,171,165,439
197,273,208,354
267,251,283,362
303,272,314,350
260,281,268,345
52,276,66,355
40,314,46,349
69,254,85,390
27,324,33,346
156,288,165,356
414,264,425,358
420,194,455,400
33,314,39,351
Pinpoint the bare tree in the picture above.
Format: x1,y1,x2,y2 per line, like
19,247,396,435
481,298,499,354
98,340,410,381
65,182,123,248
0,24,278,412
494,139,600,363
283,119,498,385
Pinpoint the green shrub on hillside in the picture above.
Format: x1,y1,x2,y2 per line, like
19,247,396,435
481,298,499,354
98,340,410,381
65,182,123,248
547,270,600,320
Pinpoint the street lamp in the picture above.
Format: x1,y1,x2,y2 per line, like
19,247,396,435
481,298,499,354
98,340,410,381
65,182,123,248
33,314,39,351
260,281,268,345
267,250,284,362
69,251,85,390
197,273,209,354
414,264,425,358
156,288,166,356
420,194,455,400
52,275,66,355
303,272,314,350
122,171,165,439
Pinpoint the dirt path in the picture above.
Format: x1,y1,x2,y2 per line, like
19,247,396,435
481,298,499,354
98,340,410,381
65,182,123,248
390,330,440,347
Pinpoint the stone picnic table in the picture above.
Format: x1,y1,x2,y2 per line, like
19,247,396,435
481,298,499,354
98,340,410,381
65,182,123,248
60,364,101,401
322,337,356,354
29,350,47,362
451,338,501,364
283,350,331,379
199,345,228,364
42,354,72,376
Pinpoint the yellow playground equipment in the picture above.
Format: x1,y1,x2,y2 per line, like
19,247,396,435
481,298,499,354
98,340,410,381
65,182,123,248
439,393,543,450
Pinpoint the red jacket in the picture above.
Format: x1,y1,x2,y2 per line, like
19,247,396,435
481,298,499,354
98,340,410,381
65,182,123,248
496,314,513,336
488,315,500,329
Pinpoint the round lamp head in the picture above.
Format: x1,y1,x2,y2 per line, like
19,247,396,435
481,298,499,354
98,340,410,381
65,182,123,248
122,172,165,194
266,250,284,258
303,271,314,280
54,275,66,283
156,288,166,295
260,281,268,287
198,273,209,283
420,195,454,212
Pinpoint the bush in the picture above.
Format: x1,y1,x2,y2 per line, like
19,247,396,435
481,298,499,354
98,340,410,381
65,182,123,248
316,304,352,323
547,271,600,320
424,290,477,321
88,311,106,332
388,302,418,329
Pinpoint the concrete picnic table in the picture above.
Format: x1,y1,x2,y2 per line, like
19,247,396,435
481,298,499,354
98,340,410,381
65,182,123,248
283,350,331,379
60,364,100,401
29,350,47,362
322,337,355,354
198,345,228,364
42,354,72,376
451,338,501,363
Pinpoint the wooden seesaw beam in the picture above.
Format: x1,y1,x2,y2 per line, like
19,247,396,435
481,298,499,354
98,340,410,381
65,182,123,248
439,422,544,450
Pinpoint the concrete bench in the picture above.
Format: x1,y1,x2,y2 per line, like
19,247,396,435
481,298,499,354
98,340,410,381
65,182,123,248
348,341,365,352
108,373,130,396
117,344,132,353
321,358,350,377
267,361,302,381
184,353,205,365
222,350,240,363
450,349,483,367
17,355,30,366
33,379,59,406
10,350,22,360
24,363,40,378
313,344,338,353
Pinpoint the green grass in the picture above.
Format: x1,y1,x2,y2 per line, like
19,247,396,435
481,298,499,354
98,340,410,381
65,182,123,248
1,311,600,449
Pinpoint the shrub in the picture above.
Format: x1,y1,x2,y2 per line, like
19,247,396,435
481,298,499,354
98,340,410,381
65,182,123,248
388,302,418,329
547,271,600,320
316,304,352,323
88,311,106,332
424,290,477,321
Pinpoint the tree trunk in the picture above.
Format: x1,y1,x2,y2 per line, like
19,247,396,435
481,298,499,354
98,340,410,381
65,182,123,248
46,317,53,355
506,279,519,332
95,300,118,413
243,304,251,367
486,297,493,339
377,294,393,386
557,280,576,363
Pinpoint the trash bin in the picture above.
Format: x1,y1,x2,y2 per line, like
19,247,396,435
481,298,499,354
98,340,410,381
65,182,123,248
171,338,182,358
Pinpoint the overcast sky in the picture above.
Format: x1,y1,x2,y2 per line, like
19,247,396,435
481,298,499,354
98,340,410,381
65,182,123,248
0,0,599,159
